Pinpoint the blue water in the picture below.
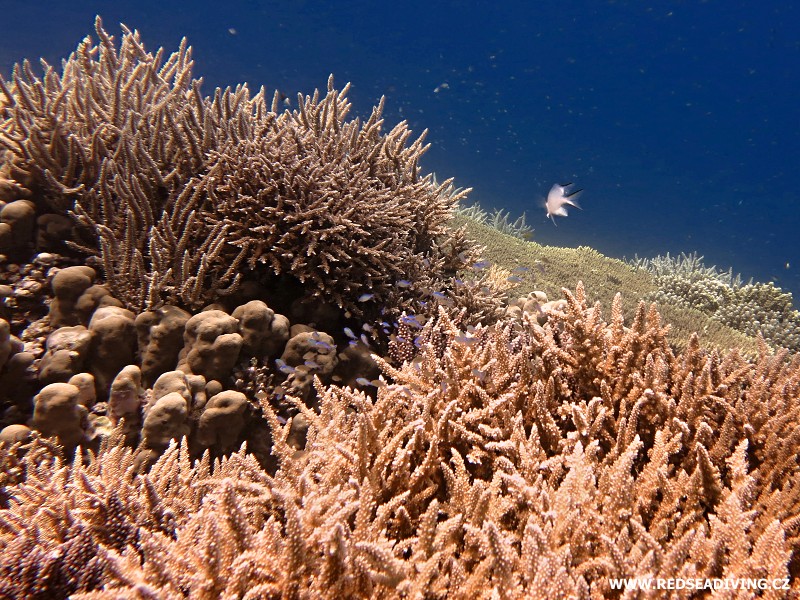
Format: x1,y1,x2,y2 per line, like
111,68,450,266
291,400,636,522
2,1,798,298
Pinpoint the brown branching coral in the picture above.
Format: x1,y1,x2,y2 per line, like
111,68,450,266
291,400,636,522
2,283,799,598
0,19,482,318
0,15,213,219
180,74,478,316
0,16,256,310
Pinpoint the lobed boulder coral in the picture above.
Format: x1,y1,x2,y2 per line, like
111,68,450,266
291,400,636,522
30,382,89,451
178,310,243,382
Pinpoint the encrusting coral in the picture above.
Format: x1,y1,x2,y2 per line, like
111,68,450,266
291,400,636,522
1,283,799,598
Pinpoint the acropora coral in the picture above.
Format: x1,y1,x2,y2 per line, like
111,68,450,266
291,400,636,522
0,17,798,600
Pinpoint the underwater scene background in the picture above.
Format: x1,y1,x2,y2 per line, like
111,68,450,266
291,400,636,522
3,2,800,596
1,0,798,297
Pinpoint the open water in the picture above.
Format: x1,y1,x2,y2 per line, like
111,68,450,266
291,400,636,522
2,0,798,297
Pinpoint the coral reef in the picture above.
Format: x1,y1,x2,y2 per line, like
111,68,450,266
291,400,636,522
455,200,534,240
1,285,799,598
0,18,484,320
632,252,800,352
0,17,799,600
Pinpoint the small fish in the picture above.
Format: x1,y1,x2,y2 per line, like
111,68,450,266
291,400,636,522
396,280,412,288
545,183,583,225
512,265,530,273
274,358,295,374
506,275,523,283
400,314,423,329
343,327,357,339
360,333,371,347
311,339,334,351
471,260,491,270
362,323,374,333
304,359,321,370
357,293,374,302
431,291,455,306
355,377,377,387
455,334,480,346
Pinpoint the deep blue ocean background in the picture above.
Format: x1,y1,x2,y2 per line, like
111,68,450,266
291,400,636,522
1,1,798,299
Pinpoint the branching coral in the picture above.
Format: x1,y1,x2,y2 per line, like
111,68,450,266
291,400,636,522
631,252,800,352
184,76,477,316
2,284,798,598
0,20,483,318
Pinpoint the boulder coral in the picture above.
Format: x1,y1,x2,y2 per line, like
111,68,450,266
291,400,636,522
178,310,243,382
195,390,248,455
134,305,191,387
231,299,290,359
86,305,137,397
30,382,88,451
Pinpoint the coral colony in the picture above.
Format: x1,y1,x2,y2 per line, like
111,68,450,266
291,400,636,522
0,17,799,598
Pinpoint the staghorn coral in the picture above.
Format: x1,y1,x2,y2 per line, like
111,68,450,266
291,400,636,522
0,19,485,320
0,17,275,311
1,284,798,598
454,200,534,241
181,75,479,317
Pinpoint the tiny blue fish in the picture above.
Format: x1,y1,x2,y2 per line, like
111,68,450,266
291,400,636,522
471,260,491,270
343,327,357,339
512,265,530,273
400,314,423,329
357,293,374,302
355,377,376,387
312,340,334,351
432,291,454,306
506,275,523,283
360,333,371,347
304,360,321,369
362,323,374,333
396,280,412,288
275,358,295,374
